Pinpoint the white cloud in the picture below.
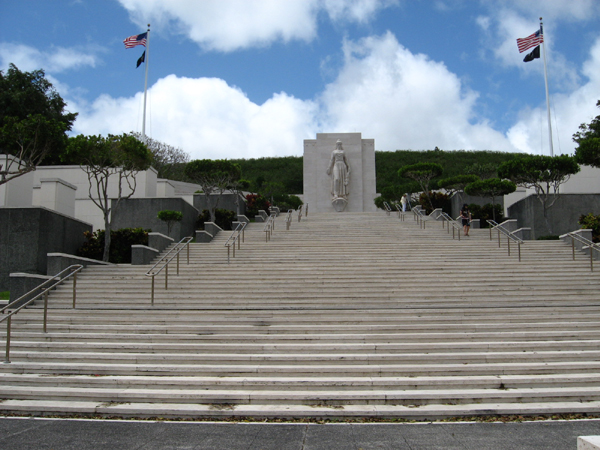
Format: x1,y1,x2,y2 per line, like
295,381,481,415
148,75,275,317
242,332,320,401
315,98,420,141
71,75,318,160
317,32,514,151
117,0,397,52
507,37,600,155
0,43,98,73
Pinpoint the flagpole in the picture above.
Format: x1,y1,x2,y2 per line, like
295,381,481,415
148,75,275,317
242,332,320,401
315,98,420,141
540,17,553,157
142,24,150,142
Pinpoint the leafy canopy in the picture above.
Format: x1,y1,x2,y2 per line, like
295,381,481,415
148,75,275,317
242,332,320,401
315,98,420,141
573,100,600,168
0,64,77,183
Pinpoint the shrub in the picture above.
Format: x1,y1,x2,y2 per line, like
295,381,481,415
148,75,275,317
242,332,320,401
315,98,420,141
196,209,236,231
418,192,450,214
245,194,270,217
157,210,183,236
537,235,560,240
468,203,503,228
272,193,303,211
78,228,150,263
579,213,600,242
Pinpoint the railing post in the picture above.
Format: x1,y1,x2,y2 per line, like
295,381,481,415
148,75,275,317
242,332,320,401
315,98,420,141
233,242,236,258
187,242,190,264
72,271,77,309
489,227,492,241
518,242,521,262
176,252,180,276
43,291,48,333
591,246,594,272
507,238,511,256
151,276,155,306
238,233,241,249
571,236,575,260
227,245,230,264
165,264,169,290
4,316,11,363
497,230,501,248
242,229,245,243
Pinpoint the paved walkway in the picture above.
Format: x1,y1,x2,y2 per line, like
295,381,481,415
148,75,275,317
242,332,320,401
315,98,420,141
1,417,599,449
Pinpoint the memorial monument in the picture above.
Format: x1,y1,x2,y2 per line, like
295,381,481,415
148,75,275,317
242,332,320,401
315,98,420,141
303,133,377,213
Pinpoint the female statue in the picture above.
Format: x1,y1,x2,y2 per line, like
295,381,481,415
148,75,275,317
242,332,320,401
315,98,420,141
326,140,350,199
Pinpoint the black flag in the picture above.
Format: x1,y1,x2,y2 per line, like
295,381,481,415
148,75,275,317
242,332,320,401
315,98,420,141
523,45,540,62
136,50,145,68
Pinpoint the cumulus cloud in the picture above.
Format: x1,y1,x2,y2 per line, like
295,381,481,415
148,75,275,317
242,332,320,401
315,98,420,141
317,32,514,151
71,75,318,160
117,0,397,52
0,43,98,73
507,37,600,155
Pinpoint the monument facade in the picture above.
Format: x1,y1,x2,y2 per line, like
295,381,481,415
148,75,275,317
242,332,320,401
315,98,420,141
303,133,377,213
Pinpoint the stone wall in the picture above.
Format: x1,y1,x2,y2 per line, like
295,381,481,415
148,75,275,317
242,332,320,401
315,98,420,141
110,197,199,241
507,193,600,239
0,207,92,291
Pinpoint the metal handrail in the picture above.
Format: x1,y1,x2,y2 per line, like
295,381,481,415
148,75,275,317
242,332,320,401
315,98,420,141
224,221,248,263
563,232,600,271
285,209,294,230
297,205,303,223
383,201,392,216
1,264,83,363
394,203,406,221
412,208,427,228
440,212,462,240
263,213,276,242
145,236,193,305
487,220,524,261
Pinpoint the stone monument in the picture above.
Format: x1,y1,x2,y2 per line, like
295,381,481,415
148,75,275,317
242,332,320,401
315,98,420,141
303,133,377,213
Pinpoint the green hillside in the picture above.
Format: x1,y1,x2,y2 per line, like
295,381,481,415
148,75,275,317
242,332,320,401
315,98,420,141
231,150,524,195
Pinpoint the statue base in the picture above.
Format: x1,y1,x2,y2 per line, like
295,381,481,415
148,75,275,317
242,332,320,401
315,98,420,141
332,197,348,212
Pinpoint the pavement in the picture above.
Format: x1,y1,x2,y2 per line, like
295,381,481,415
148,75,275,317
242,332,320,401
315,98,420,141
1,417,600,449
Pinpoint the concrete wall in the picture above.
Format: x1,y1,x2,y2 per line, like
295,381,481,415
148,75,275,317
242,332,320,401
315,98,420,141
0,207,92,291
193,193,246,216
110,197,199,241
507,193,600,239
0,155,34,207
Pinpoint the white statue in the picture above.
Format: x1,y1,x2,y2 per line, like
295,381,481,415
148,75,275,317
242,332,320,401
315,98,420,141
326,140,350,200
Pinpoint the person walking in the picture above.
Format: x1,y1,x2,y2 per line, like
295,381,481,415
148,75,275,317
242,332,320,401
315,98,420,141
460,204,472,236
400,194,408,212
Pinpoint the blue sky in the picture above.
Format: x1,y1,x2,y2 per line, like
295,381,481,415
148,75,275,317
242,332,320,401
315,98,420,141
1,0,600,160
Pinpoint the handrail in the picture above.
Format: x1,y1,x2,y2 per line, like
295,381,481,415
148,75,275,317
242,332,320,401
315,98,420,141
487,220,524,261
263,213,276,242
286,209,294,230
394,203,406,221
1,264,83,363
145,236,193,305
412,208,427,228
440,212,462,241
383,201,392,216
563,231,600,271
224,221,248,263
297,205,303,223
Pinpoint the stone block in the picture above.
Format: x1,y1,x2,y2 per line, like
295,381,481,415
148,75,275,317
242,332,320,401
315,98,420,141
131,245,159,265
204,222,222,237
578,436,600,450
9,272,55,308
195,230,214,243
47,253,111,276
148,232,174,253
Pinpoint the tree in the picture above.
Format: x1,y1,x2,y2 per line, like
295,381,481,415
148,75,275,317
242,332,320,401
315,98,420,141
464,162,497,180
64,134,153,261
0,64,76,184
573,100,600,168
398,162,443,210
498,155,580,234
184,159,241,223
130,132,190,180
438,174,479,206
464,178,516,221
157,210,183,237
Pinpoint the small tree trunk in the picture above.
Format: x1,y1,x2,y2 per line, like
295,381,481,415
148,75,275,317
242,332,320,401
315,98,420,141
102,214,111,262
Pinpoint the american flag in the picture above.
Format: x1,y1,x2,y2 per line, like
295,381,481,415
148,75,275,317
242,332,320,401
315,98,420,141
516,29,543,53
123,32,147,49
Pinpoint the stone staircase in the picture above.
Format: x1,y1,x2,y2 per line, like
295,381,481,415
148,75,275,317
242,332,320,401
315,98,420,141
1,211,600,419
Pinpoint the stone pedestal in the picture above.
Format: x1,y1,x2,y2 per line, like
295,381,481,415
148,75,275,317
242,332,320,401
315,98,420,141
303,133,377,213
